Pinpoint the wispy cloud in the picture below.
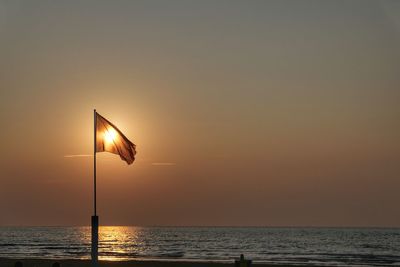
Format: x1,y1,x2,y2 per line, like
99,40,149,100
151,162,176,166
64,154,93,158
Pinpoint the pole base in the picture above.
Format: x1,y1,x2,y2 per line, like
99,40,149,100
91,215,99,267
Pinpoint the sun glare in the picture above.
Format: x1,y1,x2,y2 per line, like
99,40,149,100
104,128,118,144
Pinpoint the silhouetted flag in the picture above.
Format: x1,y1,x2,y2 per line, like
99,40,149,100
96,112,136,164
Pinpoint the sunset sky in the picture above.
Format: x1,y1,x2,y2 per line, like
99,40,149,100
0,0,399,227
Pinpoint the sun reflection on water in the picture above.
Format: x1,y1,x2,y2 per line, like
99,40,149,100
97,226,143,261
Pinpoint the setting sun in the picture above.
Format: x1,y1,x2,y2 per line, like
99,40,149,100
104,128,118,144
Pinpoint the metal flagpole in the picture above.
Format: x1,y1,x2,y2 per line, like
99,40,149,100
91,109,99,266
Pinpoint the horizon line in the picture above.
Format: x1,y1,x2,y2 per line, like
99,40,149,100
1,225,399,229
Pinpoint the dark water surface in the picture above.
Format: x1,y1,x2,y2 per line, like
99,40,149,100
0,227,399,266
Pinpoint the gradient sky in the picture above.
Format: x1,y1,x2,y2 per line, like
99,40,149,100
0,0,399,227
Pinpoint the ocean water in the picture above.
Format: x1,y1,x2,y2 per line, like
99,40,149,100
0,227,400,266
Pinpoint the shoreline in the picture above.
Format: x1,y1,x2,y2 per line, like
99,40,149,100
0,258,323,267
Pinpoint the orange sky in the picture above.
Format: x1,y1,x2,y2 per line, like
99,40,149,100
0,0,400,227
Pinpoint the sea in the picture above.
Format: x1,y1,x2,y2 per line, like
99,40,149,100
0,227,400,266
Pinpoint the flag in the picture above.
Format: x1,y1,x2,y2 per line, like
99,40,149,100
96,112,136,164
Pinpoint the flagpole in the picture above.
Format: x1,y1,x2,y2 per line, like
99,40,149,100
94,109,97,216
91,109,99,267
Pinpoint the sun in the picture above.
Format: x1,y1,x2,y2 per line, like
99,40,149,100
104,127,118,144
